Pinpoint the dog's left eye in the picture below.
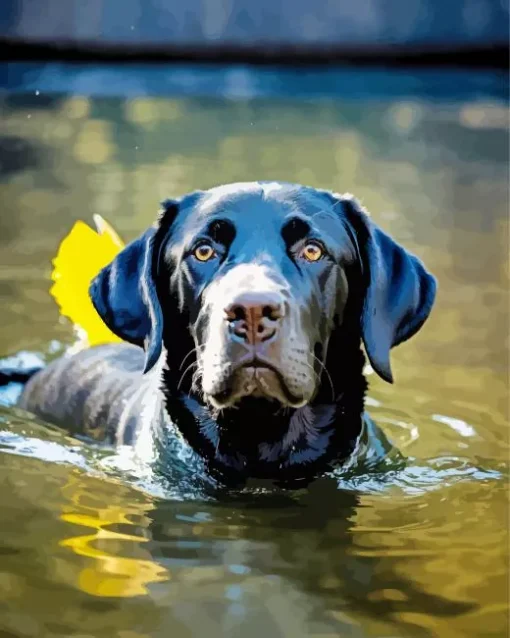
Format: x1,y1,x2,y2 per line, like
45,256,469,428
193,242,216,262
300,241,324,262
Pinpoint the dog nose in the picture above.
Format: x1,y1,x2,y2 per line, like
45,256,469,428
225,292,284,345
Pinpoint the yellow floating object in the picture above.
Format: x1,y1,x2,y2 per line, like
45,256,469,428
50,214,125,347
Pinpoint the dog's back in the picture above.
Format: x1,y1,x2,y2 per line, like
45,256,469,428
19,344,163,444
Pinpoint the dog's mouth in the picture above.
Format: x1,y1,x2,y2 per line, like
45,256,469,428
208,357,306,409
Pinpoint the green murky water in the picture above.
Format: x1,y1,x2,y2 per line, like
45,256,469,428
0,65,508,638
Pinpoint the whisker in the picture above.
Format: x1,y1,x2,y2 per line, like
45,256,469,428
298,359,321,392
308,198,344,222
179,344,206,371
177,360,199,391
308,354,336,402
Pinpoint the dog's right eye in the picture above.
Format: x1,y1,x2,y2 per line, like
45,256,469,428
193,242,216,262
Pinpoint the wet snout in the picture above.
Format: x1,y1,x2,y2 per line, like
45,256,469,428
225,291,285,346
199,262,316,408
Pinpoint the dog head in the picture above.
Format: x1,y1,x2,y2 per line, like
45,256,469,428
90,182,436,411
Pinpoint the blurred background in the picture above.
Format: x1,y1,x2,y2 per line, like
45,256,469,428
0,0,508,64
0,2,509,638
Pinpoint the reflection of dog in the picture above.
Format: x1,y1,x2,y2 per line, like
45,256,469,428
144,484,474,632
20,182,436,484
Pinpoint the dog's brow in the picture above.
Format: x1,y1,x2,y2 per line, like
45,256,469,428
206,218,236,245
281,216,310,245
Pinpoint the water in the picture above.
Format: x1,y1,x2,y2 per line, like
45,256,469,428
0,64,508,637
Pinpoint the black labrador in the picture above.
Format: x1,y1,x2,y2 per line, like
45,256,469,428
19,182,436,486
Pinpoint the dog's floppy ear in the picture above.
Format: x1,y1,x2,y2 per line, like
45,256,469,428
89,201,178,374
89,228,163,373
342,196,437,383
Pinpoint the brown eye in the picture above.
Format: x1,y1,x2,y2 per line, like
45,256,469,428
193,242,216,262
301,241,323,262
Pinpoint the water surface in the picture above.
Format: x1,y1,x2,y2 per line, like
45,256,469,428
0,64,508,638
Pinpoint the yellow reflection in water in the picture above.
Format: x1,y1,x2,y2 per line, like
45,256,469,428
59,477,169,598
